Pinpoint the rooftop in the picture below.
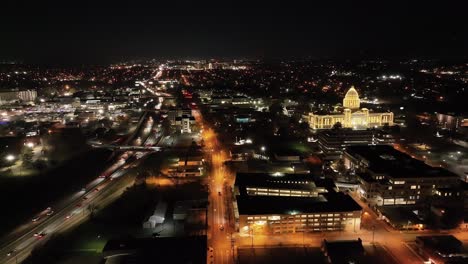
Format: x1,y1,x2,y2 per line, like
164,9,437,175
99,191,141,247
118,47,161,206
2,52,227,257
416,235,462,255
345,145,458,179
236,192,361,215
235,173,336,195
323,238,365,264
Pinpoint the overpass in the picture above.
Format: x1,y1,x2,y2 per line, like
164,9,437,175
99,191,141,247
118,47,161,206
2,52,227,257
89,143,162,152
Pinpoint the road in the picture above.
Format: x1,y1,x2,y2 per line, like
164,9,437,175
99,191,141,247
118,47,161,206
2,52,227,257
232,190,468,264
0,111,161,263
194,108,468,264
194,110,234,264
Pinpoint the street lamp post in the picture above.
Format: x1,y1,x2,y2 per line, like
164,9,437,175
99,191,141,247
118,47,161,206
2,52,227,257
302,229,305,247
372,225,375,245
260,146,266,159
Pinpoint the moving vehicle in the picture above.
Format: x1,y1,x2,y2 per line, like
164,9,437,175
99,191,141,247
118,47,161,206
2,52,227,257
33,232,46,239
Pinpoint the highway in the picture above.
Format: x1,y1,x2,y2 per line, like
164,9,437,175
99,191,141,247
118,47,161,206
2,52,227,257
0,111,161,263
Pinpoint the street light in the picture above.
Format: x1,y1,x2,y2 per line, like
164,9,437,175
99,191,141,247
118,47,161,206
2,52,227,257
5,154,15,162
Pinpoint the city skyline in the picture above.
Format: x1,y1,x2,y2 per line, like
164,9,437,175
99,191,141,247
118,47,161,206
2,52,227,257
0,2,467,264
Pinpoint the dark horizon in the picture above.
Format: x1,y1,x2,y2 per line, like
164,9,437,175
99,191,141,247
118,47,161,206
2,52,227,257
1,1,467,64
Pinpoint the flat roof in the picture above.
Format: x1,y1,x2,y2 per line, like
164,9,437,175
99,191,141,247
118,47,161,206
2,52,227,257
416,235,462,255
345,145,458,179
235,173,336,195
236,192,361,215
323,238,364,262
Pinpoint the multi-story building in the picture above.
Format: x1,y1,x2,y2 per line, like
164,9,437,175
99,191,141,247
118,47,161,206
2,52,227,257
233,173,362,234
0,89,37,104
234,173,336,198
305,87,394,129
175,115,195,133
436,112,468,133
317,128,394,159
343,145,460,206
236,194,362,234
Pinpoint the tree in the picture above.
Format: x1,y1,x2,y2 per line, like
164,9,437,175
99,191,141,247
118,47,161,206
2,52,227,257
160,118,173,136
336,159,347,175
333,122,342,130
269,101,284,118
382,123,390,132
21,146,34,167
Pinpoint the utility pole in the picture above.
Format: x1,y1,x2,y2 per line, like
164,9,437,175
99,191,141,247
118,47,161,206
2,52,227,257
302,230,305,247
250,223,254,248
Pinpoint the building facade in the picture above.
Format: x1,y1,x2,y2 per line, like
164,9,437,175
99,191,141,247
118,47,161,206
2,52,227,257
317,129,394,159
306,87,394,129
236,195,362,234
233,173,362,234
343,145,460,206
0,90,37,104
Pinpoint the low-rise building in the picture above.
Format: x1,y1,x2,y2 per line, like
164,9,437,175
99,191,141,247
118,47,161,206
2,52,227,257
317,128,394,159
343,145,460,206
233,173,362,234
436,112,468,133
236,194,362,234
234,173,335,198
321,238,365,264
168,153,204,177
175,114,195,133
415,235,468,264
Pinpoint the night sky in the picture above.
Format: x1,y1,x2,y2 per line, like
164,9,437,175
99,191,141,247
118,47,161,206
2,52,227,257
1,1,466,64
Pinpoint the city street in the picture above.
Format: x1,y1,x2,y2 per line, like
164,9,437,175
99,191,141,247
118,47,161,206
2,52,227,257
195,110,235,264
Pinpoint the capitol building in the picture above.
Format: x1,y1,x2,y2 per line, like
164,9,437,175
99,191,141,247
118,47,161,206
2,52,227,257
305,86,394,129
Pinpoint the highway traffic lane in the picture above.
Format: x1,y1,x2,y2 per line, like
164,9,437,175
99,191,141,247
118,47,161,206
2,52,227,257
0,105,159,261
2,166,138,264
1,114,159,263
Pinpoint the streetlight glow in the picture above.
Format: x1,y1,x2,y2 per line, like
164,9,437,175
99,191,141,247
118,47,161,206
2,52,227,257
5,154,15,162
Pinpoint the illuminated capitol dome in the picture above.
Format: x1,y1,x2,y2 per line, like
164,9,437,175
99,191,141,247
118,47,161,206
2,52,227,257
306,86,394,129
343,86,360,109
